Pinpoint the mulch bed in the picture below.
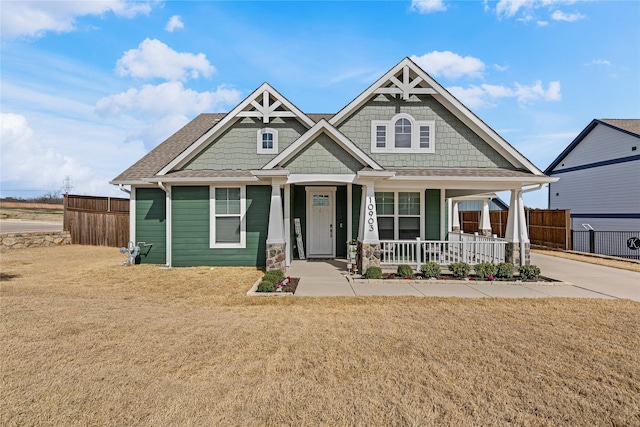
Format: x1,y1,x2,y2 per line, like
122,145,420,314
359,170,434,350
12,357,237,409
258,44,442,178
280,277,299,293
379,273,558,283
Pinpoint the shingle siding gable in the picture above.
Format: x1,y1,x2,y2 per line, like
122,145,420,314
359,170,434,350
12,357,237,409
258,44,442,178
337,94,516,169
282,134,364,174
183,117,308,171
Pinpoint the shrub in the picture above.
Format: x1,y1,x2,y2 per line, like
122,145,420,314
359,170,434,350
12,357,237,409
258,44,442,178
496,262,515,279
420,262,441,278
519,265,541,280
474,262,498,279
364,266,383,279
397,264,414,278
257,280,276,292
449,262,471,278
263,269,285,284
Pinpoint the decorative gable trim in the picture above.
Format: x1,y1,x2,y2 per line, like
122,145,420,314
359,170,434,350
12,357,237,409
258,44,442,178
157,83,315,176
329,57,544,176
263,119,382,171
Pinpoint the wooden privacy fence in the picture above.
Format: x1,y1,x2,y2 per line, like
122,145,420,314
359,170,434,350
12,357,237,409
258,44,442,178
459,209,571,249
63,195,129,247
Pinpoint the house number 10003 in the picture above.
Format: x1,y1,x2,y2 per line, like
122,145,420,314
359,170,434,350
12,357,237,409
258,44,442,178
367,203,375,231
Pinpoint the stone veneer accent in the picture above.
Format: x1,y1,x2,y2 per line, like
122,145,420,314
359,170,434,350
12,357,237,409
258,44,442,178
357,241,381,274
480,229,493,237
505,242,530,267
0,231,71,251
266,242,286,273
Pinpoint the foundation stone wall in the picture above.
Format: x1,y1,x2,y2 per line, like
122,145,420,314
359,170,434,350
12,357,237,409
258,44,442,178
0,231,71,251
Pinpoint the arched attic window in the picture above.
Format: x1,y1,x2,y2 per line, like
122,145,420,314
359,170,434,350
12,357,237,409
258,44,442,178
371,113,435,153
394,118,412,148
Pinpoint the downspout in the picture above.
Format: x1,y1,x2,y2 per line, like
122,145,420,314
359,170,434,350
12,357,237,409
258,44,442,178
118,184,131,195
518,184,543,265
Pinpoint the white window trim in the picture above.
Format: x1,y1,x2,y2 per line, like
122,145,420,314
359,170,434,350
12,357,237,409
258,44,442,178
210,185,246,248
375,190,424,240
257,128,278,154
371,113,435,154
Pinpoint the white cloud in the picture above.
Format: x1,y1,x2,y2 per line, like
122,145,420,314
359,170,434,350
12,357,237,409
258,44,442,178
410,51,485,79
410,0,447,14
494,0,581,21
116,38,215,81
448,80,561,108
96,82,241,119
551,10,585,22
586,59,612,66
165,15,184,32
0,0,152,39
0,112,118,196
537,20,549,26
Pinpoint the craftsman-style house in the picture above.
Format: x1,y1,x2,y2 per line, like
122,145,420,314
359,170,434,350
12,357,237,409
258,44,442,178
112,58,555,271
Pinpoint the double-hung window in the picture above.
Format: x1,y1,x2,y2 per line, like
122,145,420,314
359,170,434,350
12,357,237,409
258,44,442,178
371,114,435,153
210,186,246,248
375,191,423,240
375,192,395,240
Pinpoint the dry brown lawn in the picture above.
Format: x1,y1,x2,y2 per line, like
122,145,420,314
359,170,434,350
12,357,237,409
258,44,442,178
2,246,639,426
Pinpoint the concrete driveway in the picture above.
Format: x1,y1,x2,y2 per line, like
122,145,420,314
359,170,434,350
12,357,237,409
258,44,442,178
530,252,639,301
291,255,640,301
0,219,63,233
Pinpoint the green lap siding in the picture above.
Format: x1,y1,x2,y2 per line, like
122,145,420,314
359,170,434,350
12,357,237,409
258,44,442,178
425,189,441,240
171,185,270,267
291,185,306,260
336,186,347,258
135,188,166,264
351,185,362,241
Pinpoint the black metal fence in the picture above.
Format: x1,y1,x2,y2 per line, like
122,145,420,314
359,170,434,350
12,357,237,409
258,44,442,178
572,230,640,259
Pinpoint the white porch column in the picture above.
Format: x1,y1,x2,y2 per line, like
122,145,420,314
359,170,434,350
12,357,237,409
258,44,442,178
505,188,530,266
451,200,460,232
284,183,291,267
361,183,379,244
479,199,492,236
357,181,381,273
266,180,285,244
266,178,287,272
505,189,520,243
358,184,365,242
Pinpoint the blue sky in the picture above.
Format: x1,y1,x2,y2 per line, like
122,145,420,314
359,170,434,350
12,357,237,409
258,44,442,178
1,0,638,208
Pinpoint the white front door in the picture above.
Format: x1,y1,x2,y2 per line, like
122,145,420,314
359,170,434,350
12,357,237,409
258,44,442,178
307,188,335,257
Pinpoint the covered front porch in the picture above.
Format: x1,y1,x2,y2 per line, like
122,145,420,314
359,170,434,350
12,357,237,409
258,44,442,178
259,169,550,274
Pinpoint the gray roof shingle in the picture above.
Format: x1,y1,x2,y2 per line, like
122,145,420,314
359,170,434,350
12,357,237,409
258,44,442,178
111,113,226,183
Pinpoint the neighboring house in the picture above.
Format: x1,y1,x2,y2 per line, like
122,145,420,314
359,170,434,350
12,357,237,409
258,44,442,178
457,196,508,211
112,58,555,271
545,119,640,231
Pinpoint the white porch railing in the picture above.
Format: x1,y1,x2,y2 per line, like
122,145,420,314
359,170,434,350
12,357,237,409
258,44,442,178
380,233,506,268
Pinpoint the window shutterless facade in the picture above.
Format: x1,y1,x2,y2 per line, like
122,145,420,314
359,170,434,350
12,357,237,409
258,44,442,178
257,128,278,154
375,191,423,240
371,113,435,153
210,186,246,248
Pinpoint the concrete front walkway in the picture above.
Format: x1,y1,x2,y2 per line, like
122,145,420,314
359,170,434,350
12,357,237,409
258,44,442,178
289,256,640,301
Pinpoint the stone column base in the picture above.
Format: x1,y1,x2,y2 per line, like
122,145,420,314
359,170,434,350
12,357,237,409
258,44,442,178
505,242,530,267
357,241,380,274
452,226,461,233
480,229,492,237
266,242,286,273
